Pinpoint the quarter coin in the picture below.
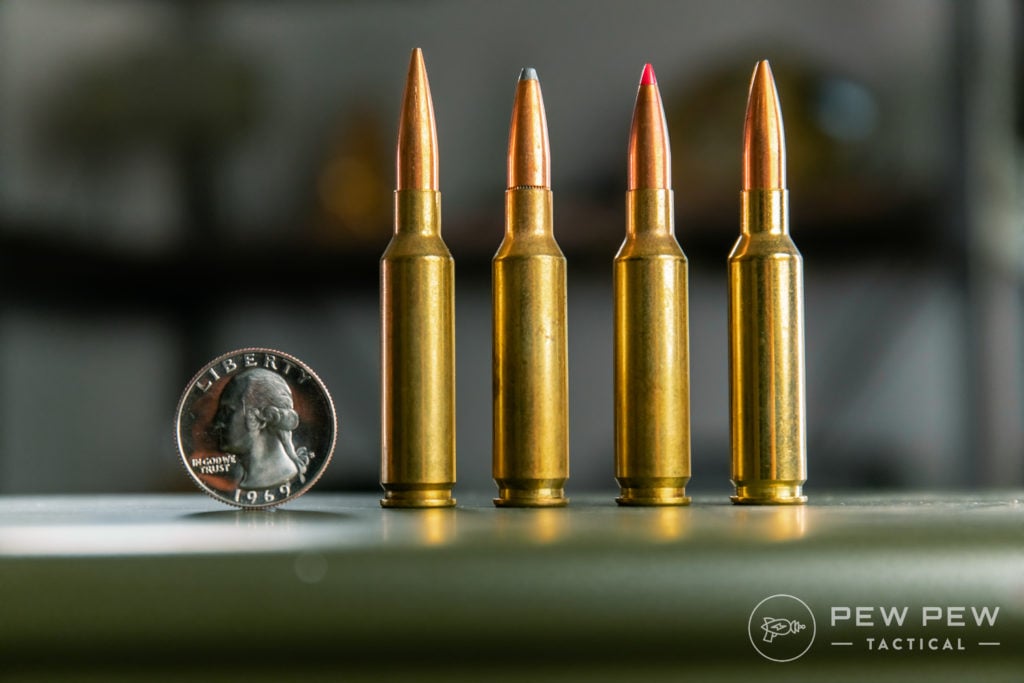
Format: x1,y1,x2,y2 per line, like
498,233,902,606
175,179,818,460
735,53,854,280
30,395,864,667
175,348,337,509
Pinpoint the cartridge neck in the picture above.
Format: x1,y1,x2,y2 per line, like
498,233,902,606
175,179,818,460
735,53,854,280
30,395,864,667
395,189,441,237
740,189,788,236
626,189,674,238
504,187,554,239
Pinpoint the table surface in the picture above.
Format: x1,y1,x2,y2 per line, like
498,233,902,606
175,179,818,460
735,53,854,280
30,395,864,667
1,492,1021,682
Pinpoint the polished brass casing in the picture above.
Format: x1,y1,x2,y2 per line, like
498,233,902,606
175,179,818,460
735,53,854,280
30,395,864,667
728,188,806,504
381,189,456,507
492,187,569,507
614,188,691,505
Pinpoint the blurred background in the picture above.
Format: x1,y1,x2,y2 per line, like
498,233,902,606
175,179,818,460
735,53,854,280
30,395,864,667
0,0,1020,497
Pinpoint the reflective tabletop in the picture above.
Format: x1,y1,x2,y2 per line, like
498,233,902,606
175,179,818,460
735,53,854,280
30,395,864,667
1,493,1021,681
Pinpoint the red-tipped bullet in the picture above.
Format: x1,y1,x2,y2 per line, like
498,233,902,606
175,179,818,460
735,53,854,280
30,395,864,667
628,62,671,191
615,60,691,506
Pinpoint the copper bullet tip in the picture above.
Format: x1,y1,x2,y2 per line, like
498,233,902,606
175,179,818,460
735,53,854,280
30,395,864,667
507,68,550,189
397,47,439,191
628,63,671,191
742,59,786,191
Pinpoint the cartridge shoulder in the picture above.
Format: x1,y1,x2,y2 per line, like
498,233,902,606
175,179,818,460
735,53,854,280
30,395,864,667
493,234,566,261
381,233,454,261
727,233,801,261
614,234,686,261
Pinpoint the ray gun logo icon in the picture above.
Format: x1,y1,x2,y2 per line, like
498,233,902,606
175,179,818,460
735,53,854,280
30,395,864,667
761,617,807,643
748,595,817,662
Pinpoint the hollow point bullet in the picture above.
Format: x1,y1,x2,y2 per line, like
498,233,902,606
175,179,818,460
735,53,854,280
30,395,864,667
380,48,456,508
614,63,691,506
728,60,807,504
492,67,569,507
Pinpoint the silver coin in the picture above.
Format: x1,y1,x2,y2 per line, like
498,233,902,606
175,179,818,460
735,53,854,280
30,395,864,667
175,348,337,509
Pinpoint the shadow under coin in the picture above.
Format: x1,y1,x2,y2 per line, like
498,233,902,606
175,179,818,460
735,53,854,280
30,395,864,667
184,510,350,524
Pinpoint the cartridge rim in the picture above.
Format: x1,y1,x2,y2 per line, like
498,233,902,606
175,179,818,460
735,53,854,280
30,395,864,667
730,483,806,505
616,486,691,507
381,486,456,508
494,485,568,508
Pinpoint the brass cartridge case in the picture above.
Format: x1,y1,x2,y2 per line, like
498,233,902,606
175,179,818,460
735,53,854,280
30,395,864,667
492,187,569,507
728,188,806,504
381,189,456,507
614,188,691,505
381,48,454,508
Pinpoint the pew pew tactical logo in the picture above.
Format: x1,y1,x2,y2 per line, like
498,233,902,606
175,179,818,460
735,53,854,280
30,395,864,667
748,595,1003,662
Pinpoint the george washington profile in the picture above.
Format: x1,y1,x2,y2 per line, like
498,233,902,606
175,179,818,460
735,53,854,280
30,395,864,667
211,368,313,489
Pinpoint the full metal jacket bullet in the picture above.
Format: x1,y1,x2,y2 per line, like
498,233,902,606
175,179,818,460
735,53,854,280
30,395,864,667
380,48,456,508
492,67,569,507
614,64,691,506
728,60,807,504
